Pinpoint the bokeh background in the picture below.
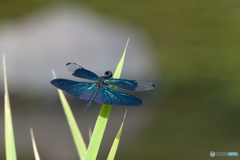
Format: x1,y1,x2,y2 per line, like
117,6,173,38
0,0,240,160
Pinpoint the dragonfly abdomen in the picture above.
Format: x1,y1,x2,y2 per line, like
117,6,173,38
84,87,101,112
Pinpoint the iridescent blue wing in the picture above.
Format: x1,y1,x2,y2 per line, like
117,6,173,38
104,79,155,91
94,85,143,106
66,62,99,81
51,79,96,100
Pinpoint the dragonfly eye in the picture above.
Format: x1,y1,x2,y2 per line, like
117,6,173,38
105,71,112,78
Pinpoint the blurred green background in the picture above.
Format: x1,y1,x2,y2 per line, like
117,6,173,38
1,0,240,160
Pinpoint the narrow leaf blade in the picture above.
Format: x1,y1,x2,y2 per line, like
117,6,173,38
113,38,129,79
88,127,92,142
107,109,127,160
3,53,17,160
30,128,41,160
52,70,87,160
85,38,129,160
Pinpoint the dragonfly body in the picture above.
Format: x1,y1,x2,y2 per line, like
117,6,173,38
51,63,155,111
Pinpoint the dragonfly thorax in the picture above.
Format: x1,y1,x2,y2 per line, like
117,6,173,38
96,76,108,87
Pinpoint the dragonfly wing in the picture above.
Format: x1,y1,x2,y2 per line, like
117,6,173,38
94,85,143,106
66,62,99,81
104,79,155,91
51,78,96,100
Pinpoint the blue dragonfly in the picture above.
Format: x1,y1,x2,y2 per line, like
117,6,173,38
51,63,155,111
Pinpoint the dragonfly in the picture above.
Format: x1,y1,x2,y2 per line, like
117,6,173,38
51,62,155,111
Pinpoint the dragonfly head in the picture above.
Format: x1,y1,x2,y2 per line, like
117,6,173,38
104,71,112,78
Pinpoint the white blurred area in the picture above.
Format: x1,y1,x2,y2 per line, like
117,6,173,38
0,4,157,160
0,4,156,95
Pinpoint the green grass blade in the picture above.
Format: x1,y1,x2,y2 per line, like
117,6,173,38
3,53,17,160
52,70,87,160
30,128,41,160
85,38,129,160
112,38,129,80
107,109,127,160
88,127,92,142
